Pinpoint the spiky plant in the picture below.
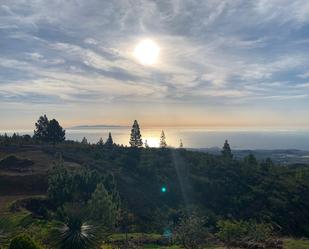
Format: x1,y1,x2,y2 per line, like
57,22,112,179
0,218,11,245
52,215,101,249
0,229,6,245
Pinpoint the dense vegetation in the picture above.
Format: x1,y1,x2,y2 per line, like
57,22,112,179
42,142,309,236
0,116,309,248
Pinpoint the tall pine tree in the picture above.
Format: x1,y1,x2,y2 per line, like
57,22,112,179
160,130,167,148
129,120,143,147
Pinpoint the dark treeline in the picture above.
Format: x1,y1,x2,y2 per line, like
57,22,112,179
0,115,65,146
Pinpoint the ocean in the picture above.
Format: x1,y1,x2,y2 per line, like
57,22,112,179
3,127,309,150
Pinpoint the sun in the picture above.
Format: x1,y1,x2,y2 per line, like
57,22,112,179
134,39,160,65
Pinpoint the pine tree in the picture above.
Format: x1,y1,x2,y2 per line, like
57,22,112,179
34,114,49,141
34,115,65,144
47,119,66,144
129,120,143,147
244,153,258,166
105,132,114,147
97,138,104,147
87,183,118,229
160,130,167,148
221,140,233,159
81,137,88,144
179,139,183,148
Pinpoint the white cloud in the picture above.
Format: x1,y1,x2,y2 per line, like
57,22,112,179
1,0,309,107
255,0,309,25
298,72,309,79
84,38,98,45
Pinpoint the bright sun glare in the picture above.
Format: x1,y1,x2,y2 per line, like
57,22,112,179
145,137,160,147
134,39,160,65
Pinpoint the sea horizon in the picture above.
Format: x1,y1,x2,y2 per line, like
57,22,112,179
2,126,309,150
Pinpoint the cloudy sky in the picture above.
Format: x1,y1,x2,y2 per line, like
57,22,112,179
1,0,309,130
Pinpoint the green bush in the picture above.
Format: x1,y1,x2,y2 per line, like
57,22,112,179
247,221,273,242
9,235,41,249
216,220,247,243
173,214,209,249
217,219,273,244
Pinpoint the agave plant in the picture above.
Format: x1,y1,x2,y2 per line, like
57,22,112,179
0,229,6,245
52,215,101,249
0,218,11,245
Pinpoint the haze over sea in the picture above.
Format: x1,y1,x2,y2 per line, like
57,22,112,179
3,127,309,150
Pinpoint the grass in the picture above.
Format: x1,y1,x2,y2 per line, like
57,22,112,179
142,245,226,249
0,211,59,248
1,195,309,249
105,233,228,249
108,232,162,241
142,245,180,249
283,238,309,249
0,195,45,213
0,195,58,248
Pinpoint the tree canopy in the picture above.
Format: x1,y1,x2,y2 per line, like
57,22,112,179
160,130,167,148
33,115,49,141
33,115,65,144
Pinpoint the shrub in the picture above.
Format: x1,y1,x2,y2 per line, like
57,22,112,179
217,219,273,244
9,235,41,249
216,220,247,244
0,229,6,245
247,222,273,242
173,214,209,249
86,183,119,229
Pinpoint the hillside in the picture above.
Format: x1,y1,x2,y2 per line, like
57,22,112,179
0,145,81,195
1,142,309,237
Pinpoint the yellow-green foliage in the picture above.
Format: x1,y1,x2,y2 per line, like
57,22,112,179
283,238,309,249
9,235,42,249
217,219,273,243
0,211,58,248
108,233,162,242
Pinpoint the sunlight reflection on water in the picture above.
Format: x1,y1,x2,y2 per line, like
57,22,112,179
2,127,309,149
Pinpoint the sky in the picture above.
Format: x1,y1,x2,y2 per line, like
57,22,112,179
1,0,309,130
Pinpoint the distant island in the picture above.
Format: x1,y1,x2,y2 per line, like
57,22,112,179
68,124,128,129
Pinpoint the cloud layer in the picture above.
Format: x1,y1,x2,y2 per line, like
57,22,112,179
1,0,309,128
